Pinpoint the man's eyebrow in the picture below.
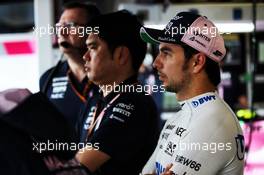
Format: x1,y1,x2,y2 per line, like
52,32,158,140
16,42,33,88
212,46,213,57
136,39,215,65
160,46,173,53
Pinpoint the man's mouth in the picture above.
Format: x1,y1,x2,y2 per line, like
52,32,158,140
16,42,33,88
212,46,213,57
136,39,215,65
84,67,90,72
84,63,90,72
158,72,166,79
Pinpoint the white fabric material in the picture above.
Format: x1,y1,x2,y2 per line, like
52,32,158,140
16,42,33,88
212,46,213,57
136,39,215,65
142,92,244,175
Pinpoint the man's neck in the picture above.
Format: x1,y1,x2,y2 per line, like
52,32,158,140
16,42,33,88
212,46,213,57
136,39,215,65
176,76,216,102
66,54,86,82
176,87,216,102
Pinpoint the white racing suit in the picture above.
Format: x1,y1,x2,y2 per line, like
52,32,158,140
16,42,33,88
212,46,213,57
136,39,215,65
142,92,245,175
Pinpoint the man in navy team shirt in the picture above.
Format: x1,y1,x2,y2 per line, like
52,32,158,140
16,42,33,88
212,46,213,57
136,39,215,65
40,2,100,128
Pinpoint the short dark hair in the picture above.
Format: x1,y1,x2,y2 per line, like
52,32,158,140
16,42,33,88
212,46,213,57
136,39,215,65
89,10,147,72
181,44,221,87
62,2,101,22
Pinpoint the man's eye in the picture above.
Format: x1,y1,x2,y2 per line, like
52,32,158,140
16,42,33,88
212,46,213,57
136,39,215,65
66,22,77,27
55,22,78,29
69,22,76,27
88,46,96,50
162,51,170,56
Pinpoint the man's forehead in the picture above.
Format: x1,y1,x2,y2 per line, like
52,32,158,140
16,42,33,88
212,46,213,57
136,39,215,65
159,43,182,51
59,8,87,22
86,33,100,44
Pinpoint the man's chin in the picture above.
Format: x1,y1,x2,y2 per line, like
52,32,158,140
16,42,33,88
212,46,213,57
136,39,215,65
162,83,169,90
164,85,175,93
87,75,97,84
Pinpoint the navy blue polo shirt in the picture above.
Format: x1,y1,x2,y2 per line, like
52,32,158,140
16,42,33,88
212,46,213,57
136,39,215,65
78,75,160,175
39,61,98,128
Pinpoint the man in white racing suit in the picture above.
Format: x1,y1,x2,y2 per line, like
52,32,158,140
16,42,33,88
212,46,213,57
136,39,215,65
140,11,245,175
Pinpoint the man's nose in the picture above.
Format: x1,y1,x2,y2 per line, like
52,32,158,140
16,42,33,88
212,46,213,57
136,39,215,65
83,49,91,62
58,26,69,37
153,55,162,69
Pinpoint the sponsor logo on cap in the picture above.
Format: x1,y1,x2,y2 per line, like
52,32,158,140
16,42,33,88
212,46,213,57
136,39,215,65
172,15,183,21
165,22,173,35
193,31,211,42
213,50,223,57
189,36,206,48
189,36,195,41
158,36,176,42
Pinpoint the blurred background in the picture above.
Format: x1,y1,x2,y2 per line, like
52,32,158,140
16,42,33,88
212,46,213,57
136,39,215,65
0,0,263,174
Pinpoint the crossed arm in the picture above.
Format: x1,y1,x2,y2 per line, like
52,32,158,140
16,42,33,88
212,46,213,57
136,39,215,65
76,147,110,172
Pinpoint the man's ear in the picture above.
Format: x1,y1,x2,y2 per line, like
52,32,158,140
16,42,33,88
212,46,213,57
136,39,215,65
192,53,206,73
113,46,130,65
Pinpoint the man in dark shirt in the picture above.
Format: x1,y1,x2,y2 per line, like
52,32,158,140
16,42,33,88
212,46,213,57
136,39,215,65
76,10,160,175
40,2,100,127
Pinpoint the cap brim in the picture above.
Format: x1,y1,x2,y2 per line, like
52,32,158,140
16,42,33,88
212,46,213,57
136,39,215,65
140,27,163,45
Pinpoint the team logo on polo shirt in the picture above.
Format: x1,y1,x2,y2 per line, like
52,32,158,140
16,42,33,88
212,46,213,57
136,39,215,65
84,106,96,130
50,76,68,99
112,103,134,117
110,102,135,123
